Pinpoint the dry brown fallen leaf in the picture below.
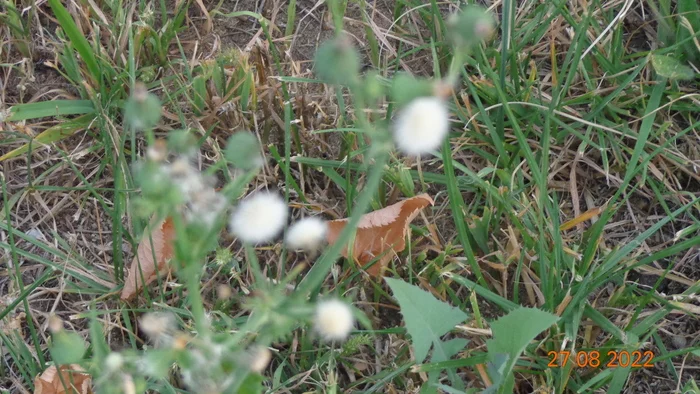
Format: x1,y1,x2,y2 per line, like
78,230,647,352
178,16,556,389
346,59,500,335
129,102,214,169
121,216,176,300
326,194,434,277
34,364,93,394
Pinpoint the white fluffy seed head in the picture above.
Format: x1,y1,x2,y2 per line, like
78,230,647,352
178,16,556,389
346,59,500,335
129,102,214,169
393,97,450,156
248,346,272,373
285,217,328,251
165,158,207,199
140,312,174,341
229,191,288,244
314,299,355,342
187,189,228,228
105,352,124,371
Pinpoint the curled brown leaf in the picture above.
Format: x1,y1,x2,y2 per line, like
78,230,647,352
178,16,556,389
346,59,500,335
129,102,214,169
121,216,176,300
326,194,434,276
34,364,92,394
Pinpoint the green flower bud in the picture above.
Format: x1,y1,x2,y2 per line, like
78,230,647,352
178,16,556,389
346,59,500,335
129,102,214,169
314,36,360,85
124,82,162,130
448,6,495,50
225,131,263,169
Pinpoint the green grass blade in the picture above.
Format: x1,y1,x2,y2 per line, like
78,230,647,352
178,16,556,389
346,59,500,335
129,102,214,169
47,0,101,82
7,100,95,121
0,114,93,162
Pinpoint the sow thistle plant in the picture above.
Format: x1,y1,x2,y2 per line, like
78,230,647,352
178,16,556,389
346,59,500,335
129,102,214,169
45,4,499,394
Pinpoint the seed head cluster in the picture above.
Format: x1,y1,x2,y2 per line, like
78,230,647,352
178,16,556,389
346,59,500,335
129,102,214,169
229,191,288,244
393,97,450,156
285,217,328,251
314,299,355,342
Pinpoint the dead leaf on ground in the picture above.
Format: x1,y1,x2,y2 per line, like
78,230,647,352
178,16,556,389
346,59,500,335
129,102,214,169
121,216,176,300
1,311,25,335
326,194,434,277
34,364,93,394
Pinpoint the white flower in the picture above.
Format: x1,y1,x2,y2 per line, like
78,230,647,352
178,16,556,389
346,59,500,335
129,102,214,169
285,217,327,251
139,312,174,341
248,346,272,373
166,158,205,197
314,299,355,341
187,188,228,228
104,353,124,371
229,191,288,244
393,97,450,156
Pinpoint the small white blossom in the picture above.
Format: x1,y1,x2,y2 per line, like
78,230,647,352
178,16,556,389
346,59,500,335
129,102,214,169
140,312,175,343
285,217,327,251
146,140,167,162
187,188,228,228
166,158,206,197
229,191,288,244
393,97,450,156
248,346,272,373
314,299,355,341
105,353,124,371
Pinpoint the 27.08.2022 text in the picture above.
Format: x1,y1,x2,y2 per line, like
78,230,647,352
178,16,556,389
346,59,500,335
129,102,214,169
547,350,655,368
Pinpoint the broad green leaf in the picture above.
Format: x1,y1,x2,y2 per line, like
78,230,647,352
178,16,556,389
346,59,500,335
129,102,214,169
0,114,93,162
487,307,558,360
482,353,510,394
6,100,94,121
424,337,470,392
386,278,468,363
486,308,558,393
49,331,87,364
651,54,695,80
438,338,469,361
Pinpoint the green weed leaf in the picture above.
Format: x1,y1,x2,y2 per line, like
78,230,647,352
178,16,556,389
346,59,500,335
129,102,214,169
486,308,558,393
651,54,695,80
49,331,87,364
385,278,468,363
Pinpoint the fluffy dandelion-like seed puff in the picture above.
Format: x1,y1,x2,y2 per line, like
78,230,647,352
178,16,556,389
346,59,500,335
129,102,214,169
314,299,355,341
286,217,328,251
248,346,272,373
230,191,288,244
393,97,450,156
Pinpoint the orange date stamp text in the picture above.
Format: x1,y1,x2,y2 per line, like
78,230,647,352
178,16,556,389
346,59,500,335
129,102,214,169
547,350,655,368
